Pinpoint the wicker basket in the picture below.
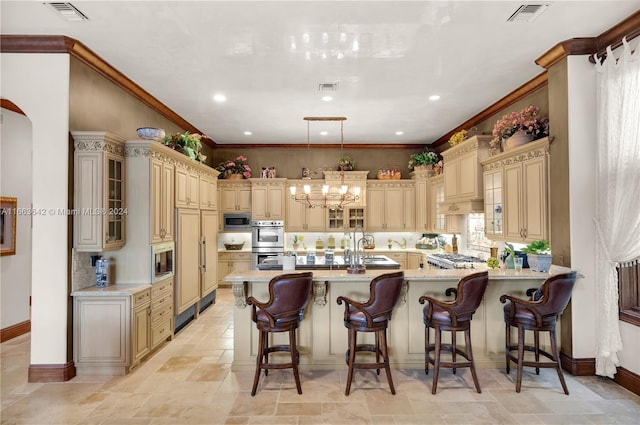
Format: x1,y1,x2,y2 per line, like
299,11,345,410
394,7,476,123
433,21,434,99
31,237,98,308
376,168,401,179
224,242,245,250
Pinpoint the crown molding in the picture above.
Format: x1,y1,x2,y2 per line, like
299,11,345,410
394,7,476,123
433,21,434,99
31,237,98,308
0,35,215,147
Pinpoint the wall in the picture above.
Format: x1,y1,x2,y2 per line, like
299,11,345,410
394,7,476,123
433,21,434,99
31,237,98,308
0,109,33,330
1,52,71,365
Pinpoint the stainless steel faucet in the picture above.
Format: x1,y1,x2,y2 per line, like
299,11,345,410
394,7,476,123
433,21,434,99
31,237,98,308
352,224,366,267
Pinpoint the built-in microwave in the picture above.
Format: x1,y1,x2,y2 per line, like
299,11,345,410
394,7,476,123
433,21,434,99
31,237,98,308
223,212,252,231
151,241,174,283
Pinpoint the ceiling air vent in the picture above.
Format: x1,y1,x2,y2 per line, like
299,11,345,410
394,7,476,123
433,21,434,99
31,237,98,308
319,82,339,92
507,4,549,23
45,2,89,21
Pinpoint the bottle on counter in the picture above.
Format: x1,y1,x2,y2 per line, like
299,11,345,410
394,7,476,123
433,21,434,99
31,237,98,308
316,237,324,250
452,234,458,254
328,235,335,249
95,257,109,288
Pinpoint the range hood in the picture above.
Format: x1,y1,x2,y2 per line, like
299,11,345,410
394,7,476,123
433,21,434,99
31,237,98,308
440,199,484,215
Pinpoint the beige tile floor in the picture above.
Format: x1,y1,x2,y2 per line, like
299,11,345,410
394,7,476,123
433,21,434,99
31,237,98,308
2,287,639,425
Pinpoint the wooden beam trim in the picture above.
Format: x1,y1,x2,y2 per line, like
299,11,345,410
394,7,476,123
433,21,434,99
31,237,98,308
0,320,31,342
594,10,640,58
0,99,26,116
613,366,640,397
535,38,597,69
431,72,548,148
0,35,215,147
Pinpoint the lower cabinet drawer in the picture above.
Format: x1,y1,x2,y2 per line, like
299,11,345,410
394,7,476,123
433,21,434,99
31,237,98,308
151,318,173,348
151,303,173,325
152,293,172,311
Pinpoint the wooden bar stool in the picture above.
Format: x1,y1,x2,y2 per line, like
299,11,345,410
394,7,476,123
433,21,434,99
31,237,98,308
418,271,489,394
500,271,576,394
246,272,313,396
336,271,404,396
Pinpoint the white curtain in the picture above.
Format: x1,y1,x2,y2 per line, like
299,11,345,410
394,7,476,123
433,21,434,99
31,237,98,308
593,38,640,378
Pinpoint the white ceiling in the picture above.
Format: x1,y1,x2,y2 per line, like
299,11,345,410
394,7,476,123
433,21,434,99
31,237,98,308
2,1,639,145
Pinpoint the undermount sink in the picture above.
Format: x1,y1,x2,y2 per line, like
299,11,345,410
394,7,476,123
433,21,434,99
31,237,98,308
363,255,393,263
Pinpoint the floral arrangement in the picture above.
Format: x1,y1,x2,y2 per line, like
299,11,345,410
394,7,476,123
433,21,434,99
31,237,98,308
337,155,355,171
408,148,440,170
490,106,549,154
448,129,467,147
163,131,206,162
215,155,252,179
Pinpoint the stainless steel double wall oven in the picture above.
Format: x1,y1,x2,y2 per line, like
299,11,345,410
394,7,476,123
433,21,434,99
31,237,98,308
251,220,284,269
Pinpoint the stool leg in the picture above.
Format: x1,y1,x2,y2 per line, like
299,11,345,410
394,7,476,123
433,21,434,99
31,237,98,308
451,331,457,374
290,329,303,394
379,329,396,395
375,331,381,375
516,325,525,393
550,328,569,395
534,330,540,375
264,333,270,376
425,326,430,375
505,323,511,374
252,330,265,396
465,327,481,393
432,326,441,394
345,327,357,396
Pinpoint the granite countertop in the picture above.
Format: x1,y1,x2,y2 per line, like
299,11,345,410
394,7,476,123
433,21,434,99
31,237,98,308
256,255,401,271
71,283,151,297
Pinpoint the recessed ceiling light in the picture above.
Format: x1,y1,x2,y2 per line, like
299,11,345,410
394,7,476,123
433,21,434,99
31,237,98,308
395,131,404,136
429,95,440,101
322,96,333,102
244,131,252,136
320,131,328,136
213,94,227,103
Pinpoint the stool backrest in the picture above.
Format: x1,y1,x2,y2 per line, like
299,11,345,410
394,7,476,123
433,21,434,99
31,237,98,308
455,271,489,318
365,271,405,319
266,272,313,320
534,271,577,317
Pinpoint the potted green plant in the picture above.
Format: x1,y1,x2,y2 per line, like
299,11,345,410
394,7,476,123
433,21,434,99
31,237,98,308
503,242,517,268
337,155,355,171
521,240,552,272
408,148,440,171
162,131,207,163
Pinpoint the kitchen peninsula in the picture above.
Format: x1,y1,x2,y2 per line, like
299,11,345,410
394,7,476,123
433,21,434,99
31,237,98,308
226,267,574,371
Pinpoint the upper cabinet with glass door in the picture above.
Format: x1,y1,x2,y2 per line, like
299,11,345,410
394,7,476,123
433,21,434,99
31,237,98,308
72,131,126,251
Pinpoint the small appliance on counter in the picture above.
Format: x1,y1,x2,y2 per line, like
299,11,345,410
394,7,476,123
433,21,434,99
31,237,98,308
95,257,110,287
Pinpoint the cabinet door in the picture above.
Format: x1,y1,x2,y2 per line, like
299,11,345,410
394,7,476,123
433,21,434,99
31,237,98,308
231,255,251,274
237,186,252,212
306,207,326,232
458,151,478,199
446,215,462,234
366,187,386,231
220,187,239,212
161,162,175,241
199,174,217,210
522,157,547,241
175,168,199,208
251,186,269,219
444,157,460,199
175,209,201,314
483,170,503,239
415,179,429,232
151,159,164,243
504,164,524,241
267,186,285,219
200,210,218,297
407,252,423,270
384,187,404,231
431,181,446,233
286,194,307,231
104,153,126,249
402,186,415,231
132,305,150,363
217,258,230,286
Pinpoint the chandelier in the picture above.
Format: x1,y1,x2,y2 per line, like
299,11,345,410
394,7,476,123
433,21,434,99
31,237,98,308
290,117,361,210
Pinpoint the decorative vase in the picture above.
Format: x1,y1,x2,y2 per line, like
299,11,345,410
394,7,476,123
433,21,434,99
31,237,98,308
225,173,244,180
504,131,534,151
527,253,552,272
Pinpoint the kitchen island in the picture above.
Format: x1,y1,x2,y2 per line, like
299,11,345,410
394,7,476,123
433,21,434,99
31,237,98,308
256,254,401,270
225,266,574,371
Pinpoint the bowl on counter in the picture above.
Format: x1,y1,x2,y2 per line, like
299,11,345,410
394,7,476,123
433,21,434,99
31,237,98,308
224,242,245,250
136,127,166,141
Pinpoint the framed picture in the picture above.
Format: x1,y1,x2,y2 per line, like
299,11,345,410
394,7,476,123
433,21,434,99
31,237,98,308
1,197,17,256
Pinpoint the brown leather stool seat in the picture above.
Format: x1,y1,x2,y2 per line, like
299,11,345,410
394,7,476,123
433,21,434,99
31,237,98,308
247,272,313,396
419,271,489,394
337,271,404,396
500,271,577,394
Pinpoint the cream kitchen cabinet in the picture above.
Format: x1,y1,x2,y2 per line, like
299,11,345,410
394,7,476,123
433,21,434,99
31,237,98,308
200,210,219,297
72,285,157,375
251,179,286,220
285,180,327,232
71,131,126,251
218,180,252,213
151,158,175,244
175,165,200,209
150,277,174,350
384,252,407,269
218,252,252,287
407,252,424,270
323,171,369,207
429,175,446,233
441,135,491,214
327,207,365,231
175,208,201,314
412,170,432,232
366,180,415,232
199,172,218,210
482,167,504,239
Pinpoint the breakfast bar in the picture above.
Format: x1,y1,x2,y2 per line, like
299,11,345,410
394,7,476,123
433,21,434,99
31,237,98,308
225,266,573,371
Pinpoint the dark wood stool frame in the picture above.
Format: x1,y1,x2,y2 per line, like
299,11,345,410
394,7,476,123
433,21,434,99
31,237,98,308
336,271,405,396
500,271,577,394
246,272,313,396
418,271,489,394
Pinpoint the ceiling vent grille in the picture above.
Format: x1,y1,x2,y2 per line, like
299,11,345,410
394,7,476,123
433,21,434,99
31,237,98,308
319,82,339,92
45,2,89,21
507,4,549,23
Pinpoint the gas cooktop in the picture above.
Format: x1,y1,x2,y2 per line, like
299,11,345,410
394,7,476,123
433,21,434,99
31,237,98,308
426,253,485,269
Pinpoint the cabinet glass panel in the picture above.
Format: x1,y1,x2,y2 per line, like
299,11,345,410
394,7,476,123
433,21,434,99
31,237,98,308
107,157,124,243
348,207,364,229
434,184,445,231
484,172,502,237
327,209,344,230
